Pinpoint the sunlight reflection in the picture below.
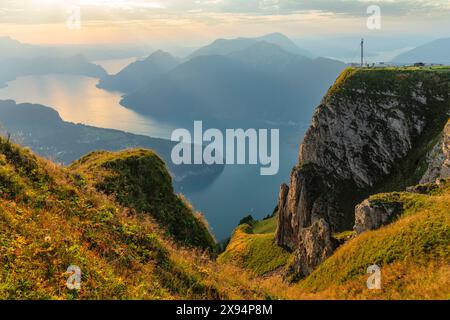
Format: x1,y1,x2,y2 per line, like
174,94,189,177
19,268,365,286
0,74,175,139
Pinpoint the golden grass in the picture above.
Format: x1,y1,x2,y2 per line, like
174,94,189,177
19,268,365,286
1,137,449,300
218,224,291,277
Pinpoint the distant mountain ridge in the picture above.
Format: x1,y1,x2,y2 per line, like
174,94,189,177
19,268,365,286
392,38,450,64
188,32,313,60
120,35,344,127
0,36,154,61
97,50,179,93
227,41,308,72
0,54,107,87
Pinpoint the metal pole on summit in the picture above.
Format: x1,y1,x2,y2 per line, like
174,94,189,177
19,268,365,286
361,38,364,68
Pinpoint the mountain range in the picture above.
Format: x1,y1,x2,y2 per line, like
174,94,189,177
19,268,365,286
0,55,107,88
1,67,449,300
0,36,153,61
117,35,345,127
187,32,314,60
392,38,450,64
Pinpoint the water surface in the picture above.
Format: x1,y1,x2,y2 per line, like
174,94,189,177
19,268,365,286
0,74,301,239
0,74,175,139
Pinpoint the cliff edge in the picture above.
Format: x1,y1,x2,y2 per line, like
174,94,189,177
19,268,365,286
276,67,450,278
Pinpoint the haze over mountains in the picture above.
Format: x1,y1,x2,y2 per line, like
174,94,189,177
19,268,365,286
97,50,180,93
0,32,345,239
0,36,153,61
0,36,157,87
392,38,450,64
187,33,314,60
0,54,107,88
116,34,345,127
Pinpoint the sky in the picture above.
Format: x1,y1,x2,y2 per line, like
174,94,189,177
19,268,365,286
0,0,449,46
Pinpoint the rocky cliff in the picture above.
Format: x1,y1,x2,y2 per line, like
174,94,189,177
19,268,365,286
420,119,450,183
276,68,450,278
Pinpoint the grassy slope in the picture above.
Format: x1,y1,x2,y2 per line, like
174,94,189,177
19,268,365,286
69,149,216,252
0,138,278,299
219,182,449,299
253,216,277,234
1,137,449,299
2,64,450,300
238,181,449,300
292,180,450,299
218,217,292,276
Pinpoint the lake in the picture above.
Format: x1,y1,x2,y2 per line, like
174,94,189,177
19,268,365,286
0,74,302,240
0,74,175,139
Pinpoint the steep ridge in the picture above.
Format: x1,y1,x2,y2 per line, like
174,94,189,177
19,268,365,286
276,67,450,278
70,149,216,251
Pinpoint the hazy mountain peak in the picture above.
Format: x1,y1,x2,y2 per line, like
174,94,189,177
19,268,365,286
228,40,304,63
148,49,175,59
141,50,179,65
258,32,314,58
97,49,179,93
259,32,292,43
188,33,313,60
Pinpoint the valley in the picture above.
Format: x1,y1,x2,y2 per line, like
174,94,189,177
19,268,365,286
0,74,302,239
1,66,449,299
0,28,449,302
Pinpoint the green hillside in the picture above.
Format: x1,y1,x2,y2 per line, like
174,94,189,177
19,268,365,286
218,217,292,276
219,180,450,300
1,136,449,300
297,180,450,298
70,149,215,251
0,138,273,299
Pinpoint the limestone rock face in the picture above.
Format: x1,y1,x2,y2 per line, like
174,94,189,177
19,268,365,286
276,69,450,279
276,163,352,251
354,199,403,234
421,120,450,183
289,219,337,278
276,183,295,249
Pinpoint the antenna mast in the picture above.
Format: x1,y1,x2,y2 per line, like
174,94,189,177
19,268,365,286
361,38,364,68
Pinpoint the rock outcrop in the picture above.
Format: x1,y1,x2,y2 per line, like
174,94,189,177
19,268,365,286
354,197,403,234
277,68,450,278
420,120,450,183
288,219,338,278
